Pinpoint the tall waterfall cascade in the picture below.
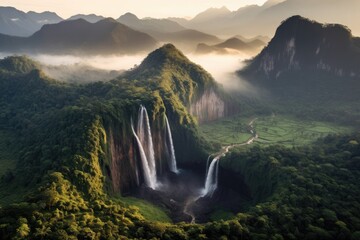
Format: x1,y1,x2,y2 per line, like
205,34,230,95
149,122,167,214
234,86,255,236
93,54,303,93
131,106,158,189
130,105,180,189
165,115,179,173
131,122,157,189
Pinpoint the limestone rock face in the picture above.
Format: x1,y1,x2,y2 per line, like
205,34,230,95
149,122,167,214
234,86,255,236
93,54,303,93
190,88,225,123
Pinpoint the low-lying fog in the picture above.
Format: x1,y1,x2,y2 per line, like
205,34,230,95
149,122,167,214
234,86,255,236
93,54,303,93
0,52,257,94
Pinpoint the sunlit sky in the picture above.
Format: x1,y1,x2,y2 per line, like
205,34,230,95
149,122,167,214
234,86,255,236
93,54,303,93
0,0,267,19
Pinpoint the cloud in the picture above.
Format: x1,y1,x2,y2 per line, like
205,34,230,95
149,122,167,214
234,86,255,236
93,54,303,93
187,53,259,95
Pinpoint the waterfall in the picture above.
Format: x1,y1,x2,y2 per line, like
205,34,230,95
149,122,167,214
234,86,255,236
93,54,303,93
137,106,156,177
165,115,178,173
130,122,156,189
205,155,212,177
202,157,220,197
131,105,158,189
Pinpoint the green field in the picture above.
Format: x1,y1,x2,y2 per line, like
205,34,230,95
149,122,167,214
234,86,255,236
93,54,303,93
199,116,253,146
199,114,353,147
255,115,353,147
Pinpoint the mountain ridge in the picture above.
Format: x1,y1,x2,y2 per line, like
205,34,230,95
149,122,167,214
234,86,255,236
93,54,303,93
0,18,158,55
0,6,63,36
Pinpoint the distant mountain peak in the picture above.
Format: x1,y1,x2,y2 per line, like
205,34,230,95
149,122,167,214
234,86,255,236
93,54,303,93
191,6,232,22
262,0,286,8
119,12,139,21
0,16,157,55
67,14,104,23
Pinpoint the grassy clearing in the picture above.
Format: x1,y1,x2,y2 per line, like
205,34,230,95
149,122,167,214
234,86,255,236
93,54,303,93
255,115,353,147
200,114,353,148
117,196,172,223
199,116,253,146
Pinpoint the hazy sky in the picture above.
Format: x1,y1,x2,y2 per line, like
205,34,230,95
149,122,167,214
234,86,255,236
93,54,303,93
0,0,267,19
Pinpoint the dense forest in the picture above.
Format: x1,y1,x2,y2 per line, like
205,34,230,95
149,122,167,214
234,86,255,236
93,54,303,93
0,42,359,240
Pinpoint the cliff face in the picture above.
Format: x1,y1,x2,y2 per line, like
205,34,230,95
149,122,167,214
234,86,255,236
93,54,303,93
107,127,139,193
106,114,182,193
189,88,225,123
243,16,360,79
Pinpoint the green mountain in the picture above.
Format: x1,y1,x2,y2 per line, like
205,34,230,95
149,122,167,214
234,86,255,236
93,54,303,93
123,43,237,123
0,45,232,238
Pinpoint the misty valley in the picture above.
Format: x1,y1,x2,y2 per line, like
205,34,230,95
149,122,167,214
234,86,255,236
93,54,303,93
0,2,360,240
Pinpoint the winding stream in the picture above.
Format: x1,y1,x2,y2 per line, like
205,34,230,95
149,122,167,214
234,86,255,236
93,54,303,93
183,118,258,223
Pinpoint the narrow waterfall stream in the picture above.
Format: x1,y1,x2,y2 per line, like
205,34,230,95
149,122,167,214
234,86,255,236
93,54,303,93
184,118,258,223
165,115,179,173
137,105,157,185
201,157,220,197
131,122,157,189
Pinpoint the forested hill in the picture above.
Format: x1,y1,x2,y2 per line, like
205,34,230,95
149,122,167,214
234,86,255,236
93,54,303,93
123,43,238,123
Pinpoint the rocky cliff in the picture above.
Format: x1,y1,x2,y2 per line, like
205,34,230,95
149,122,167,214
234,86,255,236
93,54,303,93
242,15,360,79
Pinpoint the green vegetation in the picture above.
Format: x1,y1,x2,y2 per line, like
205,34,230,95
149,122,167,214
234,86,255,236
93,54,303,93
199,115,252,148
210,209,236,221
0,130,18,177
255,115,353,147
118,197,172,223
219,133,360,239
0,51,212,239
199,114,353,149
0,46,359,240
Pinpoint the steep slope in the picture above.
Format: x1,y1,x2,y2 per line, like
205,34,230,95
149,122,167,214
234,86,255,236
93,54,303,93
0,7,62,36
0,18,158,55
